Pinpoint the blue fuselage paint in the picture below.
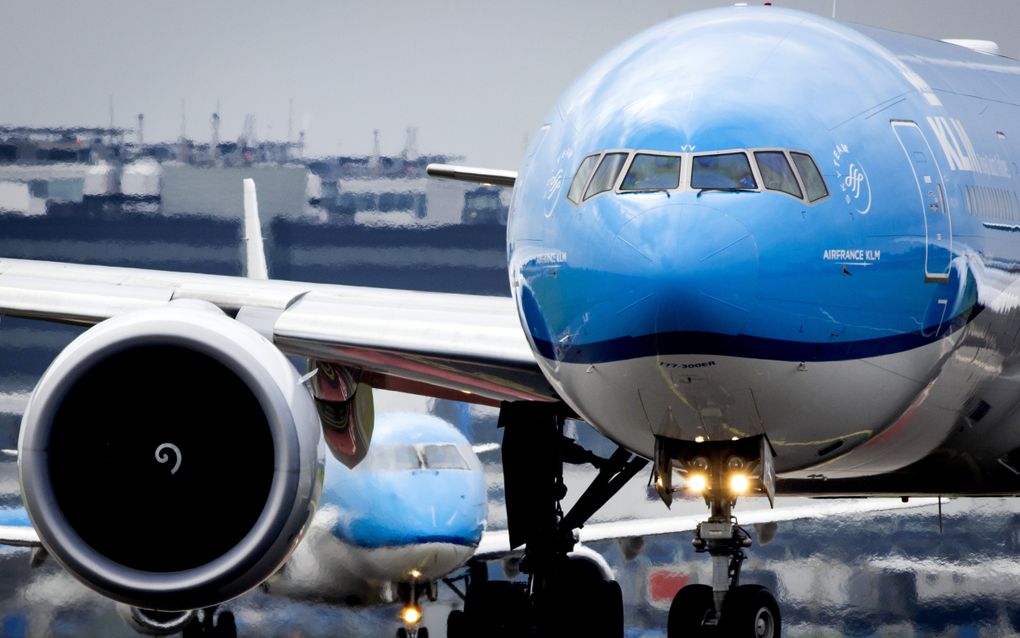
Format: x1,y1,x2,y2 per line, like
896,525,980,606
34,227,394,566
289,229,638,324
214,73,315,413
507,7,1020,477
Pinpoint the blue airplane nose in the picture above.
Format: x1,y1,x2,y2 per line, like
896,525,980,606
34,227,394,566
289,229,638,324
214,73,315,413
615,201,759,346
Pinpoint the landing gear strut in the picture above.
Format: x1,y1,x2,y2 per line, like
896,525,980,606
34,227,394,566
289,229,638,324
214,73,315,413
661,436,781,638
395,580,434,638
452,402,646,638
182,607,236,638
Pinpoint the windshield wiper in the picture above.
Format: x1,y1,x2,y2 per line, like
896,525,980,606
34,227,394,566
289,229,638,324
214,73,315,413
619,189,670,197
696,187,756,197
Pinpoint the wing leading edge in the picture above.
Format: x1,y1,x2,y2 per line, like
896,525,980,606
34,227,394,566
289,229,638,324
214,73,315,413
0,258,555,406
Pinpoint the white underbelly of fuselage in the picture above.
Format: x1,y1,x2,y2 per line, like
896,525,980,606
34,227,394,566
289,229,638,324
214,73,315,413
542,336,962,477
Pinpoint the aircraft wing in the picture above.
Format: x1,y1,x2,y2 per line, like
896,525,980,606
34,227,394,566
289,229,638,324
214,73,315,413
473,497,940,561
0,506,41,548
0,258,555,406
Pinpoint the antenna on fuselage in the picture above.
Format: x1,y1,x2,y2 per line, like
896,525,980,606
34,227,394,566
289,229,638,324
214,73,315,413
242,178,269,280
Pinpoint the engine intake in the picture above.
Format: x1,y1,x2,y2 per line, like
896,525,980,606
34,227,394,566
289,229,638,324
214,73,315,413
19,303,323,610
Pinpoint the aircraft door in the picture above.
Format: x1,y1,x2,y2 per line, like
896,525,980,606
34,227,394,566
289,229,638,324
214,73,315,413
891,121,952,282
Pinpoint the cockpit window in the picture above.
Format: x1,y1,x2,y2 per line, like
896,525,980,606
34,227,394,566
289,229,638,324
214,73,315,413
567,154,600,204
620,154,682,191
754,151,802,198
691,153,757,190
790,152,829,202
422,444,470,470
584,153,628,200
365,445,421,471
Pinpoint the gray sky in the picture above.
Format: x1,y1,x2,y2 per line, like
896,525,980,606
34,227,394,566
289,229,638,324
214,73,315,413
3,0,1018,167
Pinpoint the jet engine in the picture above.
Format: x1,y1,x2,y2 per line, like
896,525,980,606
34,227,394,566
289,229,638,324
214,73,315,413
18,302,324,611
116,605,196,636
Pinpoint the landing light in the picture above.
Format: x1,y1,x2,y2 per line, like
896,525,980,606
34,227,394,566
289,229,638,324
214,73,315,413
729,473,751,495
687,473,708,493
409,568,422,579
401,606,423,625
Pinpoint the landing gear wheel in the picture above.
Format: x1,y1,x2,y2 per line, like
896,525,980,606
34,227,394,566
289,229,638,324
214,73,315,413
596,580,624,638
667,584,714,637
539,558,623,638
464,580,528,637
719,585,780,638
396,629,408,638
181,609,236,638
418,628,429,638
446,609,467,638
216,611,236,638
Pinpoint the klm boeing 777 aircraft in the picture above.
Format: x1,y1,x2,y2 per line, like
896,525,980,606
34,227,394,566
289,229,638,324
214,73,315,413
0,5,1017,638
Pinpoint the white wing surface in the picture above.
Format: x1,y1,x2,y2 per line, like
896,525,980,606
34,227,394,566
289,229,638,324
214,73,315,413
473,497,940,561
0,258,555,405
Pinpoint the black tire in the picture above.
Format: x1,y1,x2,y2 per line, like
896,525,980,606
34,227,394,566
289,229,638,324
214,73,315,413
543,562,623,638
447,609,467,638
597,579,625,638
395,628,408,638
182,618,203,638
464,580,528,637
668,584,714,638
215,611,237,638
418,628,430,638
719,585,781,638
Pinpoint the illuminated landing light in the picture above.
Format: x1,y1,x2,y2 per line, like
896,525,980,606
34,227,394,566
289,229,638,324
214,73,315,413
687,473,708,494
729,473,751,495
409,568,423,580
694,436,706,443
401,606,423,625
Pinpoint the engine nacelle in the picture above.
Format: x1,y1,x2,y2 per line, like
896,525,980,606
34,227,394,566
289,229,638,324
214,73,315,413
116,605,196,636
19,303,324,610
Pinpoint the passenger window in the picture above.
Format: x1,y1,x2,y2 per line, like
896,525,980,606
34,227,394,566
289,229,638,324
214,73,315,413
790,153,829,202
754,151,802,198
422,444,470,470
691,153,757,190
620,154,682,191
584,153,628,200
567,154,600,204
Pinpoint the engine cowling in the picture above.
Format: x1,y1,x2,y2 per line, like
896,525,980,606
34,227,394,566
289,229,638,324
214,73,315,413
18,302,324,611
116,605,196,636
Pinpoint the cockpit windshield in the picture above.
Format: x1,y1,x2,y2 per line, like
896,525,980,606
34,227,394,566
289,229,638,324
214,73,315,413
621,154,682,191
363,445,421,472
691,153,757,190
358,443,472,472
790,152,829,202
567,154,600,204
584,153,628,200
755,151,802,198
566,147,828,204
422,444,470,470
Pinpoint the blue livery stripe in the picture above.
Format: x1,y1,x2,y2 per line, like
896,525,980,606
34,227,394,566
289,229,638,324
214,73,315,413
532,307,980,364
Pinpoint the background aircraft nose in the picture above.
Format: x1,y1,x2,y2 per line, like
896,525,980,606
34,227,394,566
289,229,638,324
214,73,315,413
615,202,759,343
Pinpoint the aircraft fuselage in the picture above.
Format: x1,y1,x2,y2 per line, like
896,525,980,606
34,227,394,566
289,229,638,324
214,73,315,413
508,7,1020,482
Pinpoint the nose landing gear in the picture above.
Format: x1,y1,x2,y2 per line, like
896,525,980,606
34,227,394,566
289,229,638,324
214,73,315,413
659,435,781,638
395,580,434,638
